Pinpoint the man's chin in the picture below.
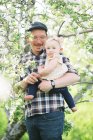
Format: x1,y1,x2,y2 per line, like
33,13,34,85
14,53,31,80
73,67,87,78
37,47,43,51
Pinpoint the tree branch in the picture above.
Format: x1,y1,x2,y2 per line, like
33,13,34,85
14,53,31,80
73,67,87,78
65,99,93,110
76,99,93,104
57,21,65,37
72,81,93,85
58,29,93,38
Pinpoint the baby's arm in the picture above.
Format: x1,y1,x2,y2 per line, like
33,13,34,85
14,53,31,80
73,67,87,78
38,58,58,77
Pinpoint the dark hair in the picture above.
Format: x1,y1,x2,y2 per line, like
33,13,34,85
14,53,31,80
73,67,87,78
27,21,48,32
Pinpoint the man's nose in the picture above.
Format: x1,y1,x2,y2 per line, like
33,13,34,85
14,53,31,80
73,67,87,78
36,38,43,43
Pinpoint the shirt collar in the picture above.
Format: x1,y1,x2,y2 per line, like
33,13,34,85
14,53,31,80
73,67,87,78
31,49,46,56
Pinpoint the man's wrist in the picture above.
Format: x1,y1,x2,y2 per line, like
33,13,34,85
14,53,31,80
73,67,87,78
20,79,28,89
50,80,55,89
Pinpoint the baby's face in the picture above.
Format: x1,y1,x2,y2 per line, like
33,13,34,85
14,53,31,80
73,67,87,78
45,40,60,57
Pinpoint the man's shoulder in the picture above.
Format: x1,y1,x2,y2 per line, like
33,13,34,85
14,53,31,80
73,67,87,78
20,51,32,63
60,53,69,62
24,51,32,56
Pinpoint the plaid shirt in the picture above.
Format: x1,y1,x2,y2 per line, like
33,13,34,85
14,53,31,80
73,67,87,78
20,49,78,117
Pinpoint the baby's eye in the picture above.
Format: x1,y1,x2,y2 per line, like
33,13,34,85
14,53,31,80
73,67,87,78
52,47,56,49
47,47,50,49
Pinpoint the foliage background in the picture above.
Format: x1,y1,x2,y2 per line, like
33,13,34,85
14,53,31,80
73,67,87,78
0,0,93,140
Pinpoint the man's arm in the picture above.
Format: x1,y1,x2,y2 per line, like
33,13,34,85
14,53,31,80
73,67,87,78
38,72,80,92
54,72,80,88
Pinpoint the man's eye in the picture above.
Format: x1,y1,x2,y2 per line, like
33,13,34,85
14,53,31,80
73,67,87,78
33,36,37,39
32,36,46,40
40,36,46,39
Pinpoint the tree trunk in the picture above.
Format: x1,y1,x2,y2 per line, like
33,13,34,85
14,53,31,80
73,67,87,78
1,120,26,140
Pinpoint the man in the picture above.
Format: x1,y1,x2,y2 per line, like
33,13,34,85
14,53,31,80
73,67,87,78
20,21,80,140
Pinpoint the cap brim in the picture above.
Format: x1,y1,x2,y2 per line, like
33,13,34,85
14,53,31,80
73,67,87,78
27,26,47,32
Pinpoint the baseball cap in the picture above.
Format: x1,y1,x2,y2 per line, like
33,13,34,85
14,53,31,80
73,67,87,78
27,21,48,32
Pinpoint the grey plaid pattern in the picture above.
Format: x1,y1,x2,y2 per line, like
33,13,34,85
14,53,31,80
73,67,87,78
20,49,78,117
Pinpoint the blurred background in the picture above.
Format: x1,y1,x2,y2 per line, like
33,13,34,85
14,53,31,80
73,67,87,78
0,0,93,139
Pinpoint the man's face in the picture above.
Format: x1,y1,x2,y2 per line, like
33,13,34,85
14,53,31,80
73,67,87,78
28,29,47,55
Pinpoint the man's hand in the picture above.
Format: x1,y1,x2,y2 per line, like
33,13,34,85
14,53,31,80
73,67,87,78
16,72,40,90
38,80,52,92
24,72,40,84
